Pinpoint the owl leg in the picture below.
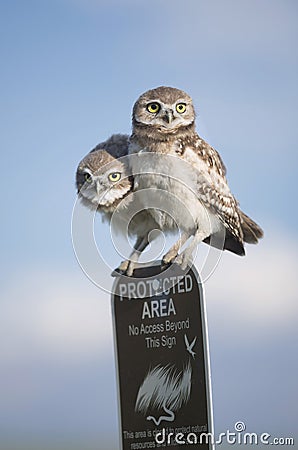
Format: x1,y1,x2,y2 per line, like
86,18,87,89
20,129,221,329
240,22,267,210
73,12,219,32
175,229,210,270
126,236,150,276
117,235,150,276
162,232,191,266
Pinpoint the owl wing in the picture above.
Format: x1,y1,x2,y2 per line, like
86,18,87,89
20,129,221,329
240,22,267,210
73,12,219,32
180,135,244,250
177,134,227,178
199,182,244,249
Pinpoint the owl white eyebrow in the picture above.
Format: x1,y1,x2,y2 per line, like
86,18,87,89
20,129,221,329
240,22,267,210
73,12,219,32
146,99,161,104
82,168,92,175
145,99,189,107
175,99,189,104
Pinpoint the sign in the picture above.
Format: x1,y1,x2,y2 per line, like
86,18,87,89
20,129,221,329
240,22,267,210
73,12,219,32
112,264,214,449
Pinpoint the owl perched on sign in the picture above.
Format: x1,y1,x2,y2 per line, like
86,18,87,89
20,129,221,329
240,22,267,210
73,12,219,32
76,134,159,276
129,86,263,269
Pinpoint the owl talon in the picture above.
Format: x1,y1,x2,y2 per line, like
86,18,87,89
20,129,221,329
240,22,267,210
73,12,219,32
160,260,172,271
111,267,127,277
174,250,194,270
174,255,183,267
162,251,179,266
125,262,136,277
112,260,136,277
112,260,130,277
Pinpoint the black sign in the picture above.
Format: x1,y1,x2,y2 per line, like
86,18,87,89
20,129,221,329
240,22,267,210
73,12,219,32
112,264,214,450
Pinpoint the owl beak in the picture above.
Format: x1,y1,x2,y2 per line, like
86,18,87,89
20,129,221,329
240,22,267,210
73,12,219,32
163,109,174,124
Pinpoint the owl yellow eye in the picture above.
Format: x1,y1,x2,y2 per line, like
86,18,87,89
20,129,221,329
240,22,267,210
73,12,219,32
176,103,187,113
108,172,121,182
84,173,92,183
147,102,160,114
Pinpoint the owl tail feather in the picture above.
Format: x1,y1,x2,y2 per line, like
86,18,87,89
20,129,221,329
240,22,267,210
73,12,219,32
203,231,245,256
240,211,264,244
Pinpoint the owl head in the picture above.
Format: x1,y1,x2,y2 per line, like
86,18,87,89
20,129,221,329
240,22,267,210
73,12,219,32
132,86,196,135
76,148,132,210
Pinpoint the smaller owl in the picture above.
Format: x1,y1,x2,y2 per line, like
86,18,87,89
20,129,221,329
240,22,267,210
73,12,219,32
76,134,159,276
76,134,132,213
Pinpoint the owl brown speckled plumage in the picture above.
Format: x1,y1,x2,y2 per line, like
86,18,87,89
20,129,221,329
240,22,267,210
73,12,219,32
76,134,159,276
129,86,263,269
76,134,132,213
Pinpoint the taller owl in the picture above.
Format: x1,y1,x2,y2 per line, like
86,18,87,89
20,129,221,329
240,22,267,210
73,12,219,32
129,86,263,269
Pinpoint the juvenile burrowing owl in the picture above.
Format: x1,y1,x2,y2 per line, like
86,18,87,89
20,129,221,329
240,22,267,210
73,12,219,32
129,86,263,269
76,134,159,276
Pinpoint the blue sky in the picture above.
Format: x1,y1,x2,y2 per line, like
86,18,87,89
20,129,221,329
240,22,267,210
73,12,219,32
1,1,297,449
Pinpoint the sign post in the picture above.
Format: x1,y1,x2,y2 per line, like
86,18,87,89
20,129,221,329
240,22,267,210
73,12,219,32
112,263,214,449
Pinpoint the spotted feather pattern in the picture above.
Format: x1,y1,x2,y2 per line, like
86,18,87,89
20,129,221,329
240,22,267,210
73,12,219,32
177,134,244,242
176,134,226,177
197,181,243,242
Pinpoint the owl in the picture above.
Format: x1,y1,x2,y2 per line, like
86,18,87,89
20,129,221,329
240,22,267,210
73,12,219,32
76,134,159,276
76,134,131,213
129,86,263,269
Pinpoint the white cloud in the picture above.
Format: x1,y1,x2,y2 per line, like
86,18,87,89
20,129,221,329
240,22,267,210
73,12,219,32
204,227,298,336
0,267,113,362
0,226,296,365
0,227,296,444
